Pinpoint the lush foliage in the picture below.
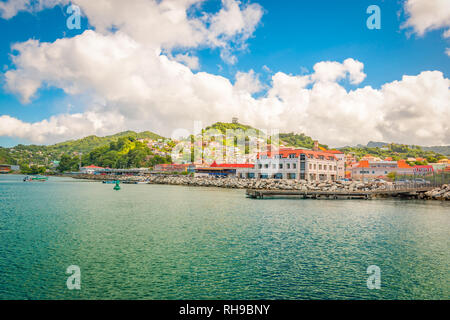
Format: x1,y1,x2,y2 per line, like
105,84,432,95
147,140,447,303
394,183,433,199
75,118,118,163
81,136,171,169
205,122,264,136
279,133,328,150
339,143,447,162
20,164,46,175
0,147,15,164
51,130,163,155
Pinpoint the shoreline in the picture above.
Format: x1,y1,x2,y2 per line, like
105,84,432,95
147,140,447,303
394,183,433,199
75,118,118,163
65,174,450,201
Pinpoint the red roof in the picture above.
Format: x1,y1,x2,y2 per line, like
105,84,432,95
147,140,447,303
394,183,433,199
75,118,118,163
397,160,412,169
83,165,104,169
258,149,337,160
324,149,344,154
413,165,433,169
357,160,370,168
210,161,254,168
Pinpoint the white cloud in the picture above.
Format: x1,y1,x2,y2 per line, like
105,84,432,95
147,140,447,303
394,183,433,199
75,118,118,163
402,0,450,36
0,112,124,144
0,0,449,147
311,58,366,85
402,0,450,56
173,53,200,70
234,70,263,94
3,30,449,147
0,0,263,65
0,0,68,19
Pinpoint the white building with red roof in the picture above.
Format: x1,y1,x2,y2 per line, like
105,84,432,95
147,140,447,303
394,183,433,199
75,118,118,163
80,165,105,174
249,146,345,181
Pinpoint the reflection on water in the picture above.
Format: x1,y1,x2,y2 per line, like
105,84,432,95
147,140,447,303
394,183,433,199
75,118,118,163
0,175,449,299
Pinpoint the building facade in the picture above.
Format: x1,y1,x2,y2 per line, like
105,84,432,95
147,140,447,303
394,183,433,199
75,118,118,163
153,163,196,173
249,148,344,181
351,160,414,180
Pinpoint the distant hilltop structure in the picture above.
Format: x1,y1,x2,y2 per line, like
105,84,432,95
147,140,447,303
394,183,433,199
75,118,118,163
232,117,238,124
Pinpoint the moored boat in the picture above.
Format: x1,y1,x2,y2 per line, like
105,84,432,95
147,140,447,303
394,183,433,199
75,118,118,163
24,175,48,182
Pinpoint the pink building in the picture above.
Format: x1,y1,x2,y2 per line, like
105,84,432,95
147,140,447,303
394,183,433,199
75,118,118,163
413,165,434,175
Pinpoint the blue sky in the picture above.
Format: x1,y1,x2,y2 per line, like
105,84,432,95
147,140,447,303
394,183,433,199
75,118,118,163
0,0,449,147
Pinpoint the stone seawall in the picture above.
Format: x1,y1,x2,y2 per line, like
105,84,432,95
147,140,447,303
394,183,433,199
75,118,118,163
68,174,448,200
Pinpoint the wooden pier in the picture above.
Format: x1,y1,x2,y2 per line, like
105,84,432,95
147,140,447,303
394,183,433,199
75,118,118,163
246,187,434,200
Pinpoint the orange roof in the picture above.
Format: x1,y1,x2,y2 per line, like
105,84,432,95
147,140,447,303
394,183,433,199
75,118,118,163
397,160,412,169
384,157,392,161
357,160,370,168
325,149,344,154
210,161,254,168
83,165,104,169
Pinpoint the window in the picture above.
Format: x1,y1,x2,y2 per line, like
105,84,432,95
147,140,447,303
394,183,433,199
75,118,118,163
309,164,312,169
314,164,316,170
300,162,304,170
300,154,306,160
293,163,297,169
279,164,283,169
319,165,322,170
287,163,290,169
329,165,332,170
258,164,262,169
264,164,269,169
273,164,276,169
334,166,337,171
289,154,296,159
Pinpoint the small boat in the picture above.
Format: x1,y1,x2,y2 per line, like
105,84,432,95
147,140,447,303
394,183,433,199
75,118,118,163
102,180,119,184
24,175,48,182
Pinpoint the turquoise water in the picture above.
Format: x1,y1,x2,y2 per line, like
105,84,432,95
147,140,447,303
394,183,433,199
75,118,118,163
0,175,448,300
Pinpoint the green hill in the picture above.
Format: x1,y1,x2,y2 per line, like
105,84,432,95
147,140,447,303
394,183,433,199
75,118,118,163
50,130,164,154
1,123,448,169
205,122,264,136
339,143,447,163
279,133,328,149
3,130,164,167
0,147,15,164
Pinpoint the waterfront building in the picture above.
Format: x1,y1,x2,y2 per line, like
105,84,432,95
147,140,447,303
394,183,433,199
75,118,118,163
80,165,105,174
153,163,196,173
360,154,382,162
97,168,150,176
249,147,345,181
0,164,19,173
413,165,434,175
195,162,254,178
351,160,414,180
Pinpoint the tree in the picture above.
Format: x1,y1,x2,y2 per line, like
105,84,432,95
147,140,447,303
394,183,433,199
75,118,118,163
58,154,78,172
387,172,397,180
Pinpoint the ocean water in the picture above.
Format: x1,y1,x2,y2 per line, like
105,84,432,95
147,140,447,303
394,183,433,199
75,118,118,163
0,175,448,300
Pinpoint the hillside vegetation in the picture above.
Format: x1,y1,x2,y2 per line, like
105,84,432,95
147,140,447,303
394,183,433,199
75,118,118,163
340,143,447,163
0,123,448,170
57,136,171,172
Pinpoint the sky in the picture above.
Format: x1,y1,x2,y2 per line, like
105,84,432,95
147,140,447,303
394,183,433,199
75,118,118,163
0,0,449,148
